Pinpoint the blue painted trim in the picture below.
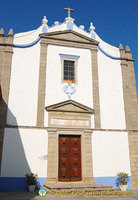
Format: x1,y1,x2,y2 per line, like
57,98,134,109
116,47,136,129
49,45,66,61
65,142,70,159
0,177,28,191
0,177,46,191
63,83,76,99
59,53,80,60
91,33,96,40
67,21,73,30
37,177,46,188
98,45,120,60
0,176,132,191
13,36,41,48
60,53,79,86
94,176,132,190
42,26,47,33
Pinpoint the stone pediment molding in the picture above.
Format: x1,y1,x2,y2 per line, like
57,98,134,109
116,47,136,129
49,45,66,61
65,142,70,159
45,100,94,114
40,30,99,47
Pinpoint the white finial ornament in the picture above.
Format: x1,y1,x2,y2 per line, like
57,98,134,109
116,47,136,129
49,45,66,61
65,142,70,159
89,22,95,33
79,25,85,30
42,16,48,33
42,16,48,27
54,21,59,26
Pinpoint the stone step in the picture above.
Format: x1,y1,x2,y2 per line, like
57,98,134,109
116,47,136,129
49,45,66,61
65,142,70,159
45,182,112,190
44,187,122,196
43,182,133,196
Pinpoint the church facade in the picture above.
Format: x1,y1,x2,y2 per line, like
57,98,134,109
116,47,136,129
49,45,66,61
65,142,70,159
0,13,138,191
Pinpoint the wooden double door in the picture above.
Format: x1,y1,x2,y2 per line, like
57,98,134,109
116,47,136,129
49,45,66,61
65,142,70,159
58,135,81,181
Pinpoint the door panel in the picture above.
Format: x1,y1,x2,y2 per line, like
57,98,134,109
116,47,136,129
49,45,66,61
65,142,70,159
58,136,70,181
59,135,81,181
70,136,81,181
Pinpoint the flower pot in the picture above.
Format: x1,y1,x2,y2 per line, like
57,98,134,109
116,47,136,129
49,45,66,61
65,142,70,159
120,184,127,191
29,185,36,192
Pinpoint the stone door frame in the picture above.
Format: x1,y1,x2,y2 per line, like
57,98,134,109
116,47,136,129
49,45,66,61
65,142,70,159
46,128,94,183
45,100,95,184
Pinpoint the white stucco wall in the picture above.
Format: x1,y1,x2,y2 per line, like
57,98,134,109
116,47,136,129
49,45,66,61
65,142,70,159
1,128,48,178
7,41,40,126
7,22,126,129
13,26,42,45
98,50,126,129
44,44,93,126
92,131,131,177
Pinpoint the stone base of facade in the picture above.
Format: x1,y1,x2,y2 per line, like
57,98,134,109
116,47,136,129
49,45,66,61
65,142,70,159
128,132,138,189
45,177,95,185
83,177,95,183
45,180,112,190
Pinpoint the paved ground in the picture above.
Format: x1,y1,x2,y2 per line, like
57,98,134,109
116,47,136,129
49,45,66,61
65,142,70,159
0,190,138,200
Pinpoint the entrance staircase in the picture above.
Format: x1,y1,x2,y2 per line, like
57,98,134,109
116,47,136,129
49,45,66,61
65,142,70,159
44,181,120,196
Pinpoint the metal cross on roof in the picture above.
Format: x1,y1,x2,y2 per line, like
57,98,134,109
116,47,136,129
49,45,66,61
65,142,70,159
64,7,74,18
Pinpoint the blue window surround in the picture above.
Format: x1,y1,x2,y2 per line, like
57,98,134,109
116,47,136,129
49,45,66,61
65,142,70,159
59,53,80,60
59,53,80,85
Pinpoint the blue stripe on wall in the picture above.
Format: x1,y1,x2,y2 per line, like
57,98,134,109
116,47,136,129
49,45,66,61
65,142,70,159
13,36,40,48
94,176,132,190
98,45,120,60
0,177,46,191
0,176,132,191
0,177,28,191
37,177,46,188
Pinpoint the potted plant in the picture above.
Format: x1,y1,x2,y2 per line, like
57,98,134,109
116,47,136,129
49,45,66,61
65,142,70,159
116,172,129,191
26,173,38,192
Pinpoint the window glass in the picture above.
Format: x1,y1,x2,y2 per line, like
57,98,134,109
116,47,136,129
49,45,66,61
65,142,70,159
64,60,75,82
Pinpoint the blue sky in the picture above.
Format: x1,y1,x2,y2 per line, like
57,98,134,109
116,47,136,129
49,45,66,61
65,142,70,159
0,0,138,97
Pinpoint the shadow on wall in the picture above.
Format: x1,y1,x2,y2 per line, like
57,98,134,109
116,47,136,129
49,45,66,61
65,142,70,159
0,99,34,191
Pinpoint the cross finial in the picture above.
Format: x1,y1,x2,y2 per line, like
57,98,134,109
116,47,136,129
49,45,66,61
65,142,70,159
64,8,74,18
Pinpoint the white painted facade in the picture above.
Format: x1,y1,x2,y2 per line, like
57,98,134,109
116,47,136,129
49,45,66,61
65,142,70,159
0,16,132,190
45,45,93,126
7,42,40,126
6,21,126,129
98,50,126,129
92,131,131,177
1,128,48,177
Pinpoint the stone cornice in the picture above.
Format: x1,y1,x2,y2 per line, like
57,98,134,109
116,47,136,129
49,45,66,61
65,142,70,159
2,124,138,132
45,99,94,114
120,57,135,62
40,30,99,46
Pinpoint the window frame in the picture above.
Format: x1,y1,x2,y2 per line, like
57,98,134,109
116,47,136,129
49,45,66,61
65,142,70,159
63,60,75,83
59,54,80,84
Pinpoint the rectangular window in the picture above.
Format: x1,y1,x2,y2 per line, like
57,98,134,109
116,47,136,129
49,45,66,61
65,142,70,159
59,53,80,84
64,60,75,83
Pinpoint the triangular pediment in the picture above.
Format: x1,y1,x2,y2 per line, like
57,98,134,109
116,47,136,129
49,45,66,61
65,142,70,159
46,100,94,114
40,30,99,46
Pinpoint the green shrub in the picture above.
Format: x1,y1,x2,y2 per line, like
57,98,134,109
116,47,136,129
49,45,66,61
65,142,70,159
26,173,38,185
116,172,129,187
